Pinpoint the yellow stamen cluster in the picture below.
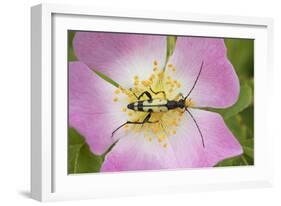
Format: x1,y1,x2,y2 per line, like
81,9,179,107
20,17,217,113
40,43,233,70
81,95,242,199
112,60,193,149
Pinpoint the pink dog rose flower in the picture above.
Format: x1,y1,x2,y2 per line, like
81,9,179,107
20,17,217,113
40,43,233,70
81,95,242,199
69,32,242,172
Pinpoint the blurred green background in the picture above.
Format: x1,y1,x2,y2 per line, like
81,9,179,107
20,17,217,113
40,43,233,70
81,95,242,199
67,31,254,173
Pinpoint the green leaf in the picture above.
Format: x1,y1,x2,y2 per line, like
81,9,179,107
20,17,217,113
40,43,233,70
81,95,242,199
68,31,76,47
68,31,78,61
243,146,254,159
68,128,84,145
226,116,254,148
225,39,254,79
93,69,120,88
216,155,243,167
68,144,83,173
209,84,253,119
68,128,104,174
215,157,237,166
68,47,78,61
73,144,104,173
225,115,247,143
225,114,253,149
240,105,254,139
215,153,253,167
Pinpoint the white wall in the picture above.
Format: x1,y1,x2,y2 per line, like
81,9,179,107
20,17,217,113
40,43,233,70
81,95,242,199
0,0,280,205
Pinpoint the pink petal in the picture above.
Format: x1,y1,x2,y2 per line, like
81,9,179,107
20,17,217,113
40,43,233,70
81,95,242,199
69,62,128,155
101,109,242,172
168,109,243,167
169,37,240,108
100,133,179,172
73,32,166,87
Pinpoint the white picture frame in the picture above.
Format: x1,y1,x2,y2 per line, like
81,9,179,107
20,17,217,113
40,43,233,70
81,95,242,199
31,3,274,202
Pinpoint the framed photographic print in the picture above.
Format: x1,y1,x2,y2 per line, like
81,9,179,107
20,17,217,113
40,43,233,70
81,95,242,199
31,3,274,201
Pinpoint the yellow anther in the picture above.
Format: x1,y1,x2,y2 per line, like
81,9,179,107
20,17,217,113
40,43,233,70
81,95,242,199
128,111,133,116
169,88,173,93
163,143,168,148
149,74,155,81
157,71,164,79
113,97,118,102
153,60,158,66
171,119,178,126
172,130,176,135
125,90,130,95
168,64,173,68
167,76,171,80
134,75,139,80
172,67,176,72
141,80,152,87
177,83,181,88
114,89,120,94
159,134,166,140
152,125,160,133
158,137,162,143
153,67,158,72
122,107,127,112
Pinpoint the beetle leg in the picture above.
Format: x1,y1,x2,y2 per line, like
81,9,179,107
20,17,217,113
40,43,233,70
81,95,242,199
149,87,166,99
111,112,158,138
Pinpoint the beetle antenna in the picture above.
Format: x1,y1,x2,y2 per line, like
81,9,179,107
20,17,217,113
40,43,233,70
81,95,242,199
184,61,204,101
185,108,205,148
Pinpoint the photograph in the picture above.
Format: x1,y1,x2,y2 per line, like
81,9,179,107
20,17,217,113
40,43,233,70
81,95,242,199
67,31,254,174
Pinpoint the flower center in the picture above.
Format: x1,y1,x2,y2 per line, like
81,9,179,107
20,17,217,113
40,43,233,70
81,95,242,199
113,60,194,148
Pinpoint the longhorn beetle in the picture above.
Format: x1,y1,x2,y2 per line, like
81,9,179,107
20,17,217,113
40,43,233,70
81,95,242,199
112,61,205,148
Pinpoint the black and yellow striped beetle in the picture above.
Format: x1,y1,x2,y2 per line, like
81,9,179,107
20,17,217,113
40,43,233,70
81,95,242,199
112,61,205,148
